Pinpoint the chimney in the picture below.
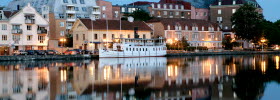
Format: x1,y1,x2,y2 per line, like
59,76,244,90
127,16,134,22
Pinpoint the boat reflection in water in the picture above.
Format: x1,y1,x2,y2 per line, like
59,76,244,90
0,55,279,100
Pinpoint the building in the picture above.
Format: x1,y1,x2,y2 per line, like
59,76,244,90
209,0,262,48
71,18,152,50
6,0,102,49
97,0,113,20
0,4,49,55
147,18,222,48
129,1,192,19
210,0,262,34
159,0,215,21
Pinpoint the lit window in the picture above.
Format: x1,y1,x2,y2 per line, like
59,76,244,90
218,9,221,14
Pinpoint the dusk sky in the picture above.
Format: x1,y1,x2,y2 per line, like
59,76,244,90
1,0,279,22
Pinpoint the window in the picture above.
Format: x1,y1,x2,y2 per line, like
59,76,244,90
2,35,7,41
63,0,68,3
80,0,85,4
27,35,32,41
72,0,77,4
232,9,236,13
60,22,64,27
76,14,81,18
82,34,85,40
164,11,167,15
103,34,106,39
94,34,98,39
202,26,204,31
175,5,178,9
164,4,166,9
169,5,173,9
195,12,198,16
218,9,221,14
112,34,115,39
38,36,45,43
84,14,89,18
233,1,236,5
76,34,79,40
74,7,79,11
185,26,188,30
204,12,207,16
217,17,223,23
169,11,173,16
157,4,161,8
114,11,119,18
60,31,64,36
102,6,106,11
121,7,125,12
143,34,146,39
181,5,184,9
181,12,185,16
175,12,179,15
59,14,64,19
2,24,7,30
128,34,130,38
218,1,221,5
27,25,32,30
167,25,170,30
82,7,87,11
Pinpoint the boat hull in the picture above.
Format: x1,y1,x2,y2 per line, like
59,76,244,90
99,50,167,58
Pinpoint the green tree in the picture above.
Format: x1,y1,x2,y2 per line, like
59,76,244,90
262,20,280,45
128,9,152,21
65,34,73,47
231,3,264,42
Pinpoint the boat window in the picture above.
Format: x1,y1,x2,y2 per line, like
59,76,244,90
133,48,134,51
126,48,128,51
153,48,155,51
143,48,145,51
146,48,148,51
140,48,141,51
136,48,138,51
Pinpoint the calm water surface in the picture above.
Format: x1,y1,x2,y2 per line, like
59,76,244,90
0,54,280,100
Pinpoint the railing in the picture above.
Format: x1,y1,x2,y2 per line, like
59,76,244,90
122,42,166,46
11,29,23,34
25,19,35,24
38,29,48,34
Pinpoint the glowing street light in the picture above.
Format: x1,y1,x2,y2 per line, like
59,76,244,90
60,38,66,53
261,39,266,52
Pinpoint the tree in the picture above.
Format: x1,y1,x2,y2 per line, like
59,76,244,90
231,3,264,42
261,20,280,45
65,34,73,47
128,9,153,21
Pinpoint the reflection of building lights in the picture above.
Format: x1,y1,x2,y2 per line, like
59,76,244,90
261,61,266,73
216,64,219,75
276,56,279,70
167,65,178,77
104,66,111,80
60,70,66,82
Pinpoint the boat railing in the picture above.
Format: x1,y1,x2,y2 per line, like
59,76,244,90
115,42,165,46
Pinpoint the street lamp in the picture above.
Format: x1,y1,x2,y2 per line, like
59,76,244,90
60,38,66,53
261,39,266,52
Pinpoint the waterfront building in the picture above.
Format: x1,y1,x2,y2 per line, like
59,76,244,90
209,0,262,40
6,0,102,49
0,4,49,55
71,18,152,50
128,1,192,19
146,18,222,48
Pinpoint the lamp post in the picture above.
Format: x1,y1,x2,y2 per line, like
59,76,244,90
261,39,266,52
175,38,179,50
60,38,66,54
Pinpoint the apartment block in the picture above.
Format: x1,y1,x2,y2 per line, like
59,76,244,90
0,4,49,55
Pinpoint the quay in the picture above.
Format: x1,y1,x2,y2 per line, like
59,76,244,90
0,51,280,61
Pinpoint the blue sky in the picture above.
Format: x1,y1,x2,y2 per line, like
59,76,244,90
1,0,279,22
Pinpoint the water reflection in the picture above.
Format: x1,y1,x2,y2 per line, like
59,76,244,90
0,55,279,100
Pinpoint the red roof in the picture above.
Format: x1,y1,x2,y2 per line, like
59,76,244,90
79,19,152,31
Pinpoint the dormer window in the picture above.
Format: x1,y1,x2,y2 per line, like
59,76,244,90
233,0,236,5
218,1,221,5
202,26,204,31
169,5,173,9
151,4,154,8
175,5,179,9
164,4,166,9
181,5,184,10
179,26,182,30
157,4,161,8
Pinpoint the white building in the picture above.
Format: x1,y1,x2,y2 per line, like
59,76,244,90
0,3,49,54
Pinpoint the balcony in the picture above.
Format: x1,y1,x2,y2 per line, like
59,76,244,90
38,29,48,34
25,19,35,24
66,10,76,14
92,10,101,15
11,29,23,34
66,26,72,29
66,18,76,22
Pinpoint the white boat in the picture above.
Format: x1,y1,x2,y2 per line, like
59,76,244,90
99,38,167,58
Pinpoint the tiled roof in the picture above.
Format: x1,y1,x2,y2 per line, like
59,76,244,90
147,18,220,31
79,19,152,31
2,11,18,18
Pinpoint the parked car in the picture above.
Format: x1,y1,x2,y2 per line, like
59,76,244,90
44,50,56,55
82,50,93,54
48,50,61,55
26,50,46,55
73,49,83,54
64,50,77,55
13,50,27,55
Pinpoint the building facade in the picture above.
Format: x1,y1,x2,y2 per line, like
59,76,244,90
71,18,152,50
147,18,222,48
0,4,49,55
